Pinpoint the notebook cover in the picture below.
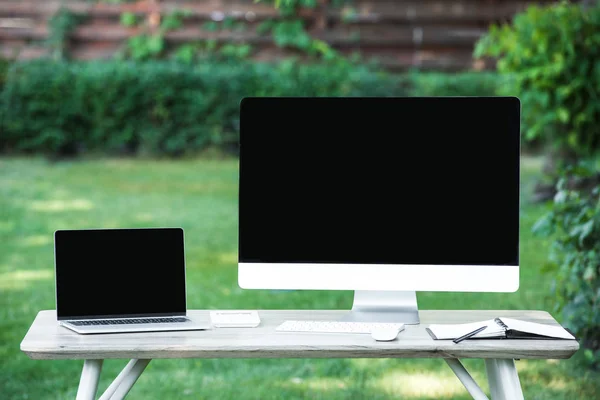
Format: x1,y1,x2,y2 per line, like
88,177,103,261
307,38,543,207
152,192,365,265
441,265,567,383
506,330,577,340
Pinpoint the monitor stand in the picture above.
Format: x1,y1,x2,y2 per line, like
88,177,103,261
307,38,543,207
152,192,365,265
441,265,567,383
340,290,420,324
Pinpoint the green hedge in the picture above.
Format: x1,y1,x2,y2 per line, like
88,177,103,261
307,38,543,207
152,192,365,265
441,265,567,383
533,162,600,367
0,58,9,87
406,71,506,97
0,59,501,157
0,60,403,156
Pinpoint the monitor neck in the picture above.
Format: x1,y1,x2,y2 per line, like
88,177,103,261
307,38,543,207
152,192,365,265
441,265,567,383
341,290,420,324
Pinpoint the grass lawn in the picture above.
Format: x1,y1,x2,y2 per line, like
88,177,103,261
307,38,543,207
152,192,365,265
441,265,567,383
0,155,598,399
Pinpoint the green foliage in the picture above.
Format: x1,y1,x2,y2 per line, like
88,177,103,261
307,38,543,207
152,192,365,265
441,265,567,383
121,10,190,61
254,0,340,61
533,162,600,367
119,12,138,27
265,18,337,60
47,7,86,60
219,43,252,60
125,34,165,60
0,57,9,88
172,41,251,64
272,20,311,48
0,58,506,157
112,0,341,63
270,0,318,17
173,43,199,64
407,71,507,97
203,21,220,32
221,16,246,32
185,18,250,62
161,9,191,31
0,60,403,157
475,2,600,159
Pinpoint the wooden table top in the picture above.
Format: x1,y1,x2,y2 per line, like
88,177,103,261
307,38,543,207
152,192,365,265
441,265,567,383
21,310,579,360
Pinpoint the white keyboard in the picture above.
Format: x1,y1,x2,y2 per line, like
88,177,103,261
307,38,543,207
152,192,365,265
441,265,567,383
276,320,405,334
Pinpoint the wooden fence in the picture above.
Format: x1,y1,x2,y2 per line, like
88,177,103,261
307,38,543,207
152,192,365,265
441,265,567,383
0,0,558,71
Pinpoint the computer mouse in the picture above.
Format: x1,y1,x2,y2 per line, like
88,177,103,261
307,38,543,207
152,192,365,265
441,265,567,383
371,327,401,342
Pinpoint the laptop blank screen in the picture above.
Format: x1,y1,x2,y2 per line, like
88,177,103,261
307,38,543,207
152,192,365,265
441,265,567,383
55,228,187,320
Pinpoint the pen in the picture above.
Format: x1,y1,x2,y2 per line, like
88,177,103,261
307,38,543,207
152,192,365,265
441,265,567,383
453,326,487,344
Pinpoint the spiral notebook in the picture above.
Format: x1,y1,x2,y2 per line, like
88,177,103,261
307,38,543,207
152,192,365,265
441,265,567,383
426,317,575,340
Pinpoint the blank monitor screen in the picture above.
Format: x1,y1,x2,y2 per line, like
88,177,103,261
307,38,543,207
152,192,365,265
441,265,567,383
55,228,186,320
239,97,520,267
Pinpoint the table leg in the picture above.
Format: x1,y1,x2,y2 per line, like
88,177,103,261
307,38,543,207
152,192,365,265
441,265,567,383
76,359,103,400
98,359,151,400
484,359,524,400
444,358,489,400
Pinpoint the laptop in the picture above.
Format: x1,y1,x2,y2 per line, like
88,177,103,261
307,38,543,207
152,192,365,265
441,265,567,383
54,227,209,334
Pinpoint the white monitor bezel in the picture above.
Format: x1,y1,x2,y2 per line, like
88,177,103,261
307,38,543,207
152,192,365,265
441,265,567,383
238,262,519,292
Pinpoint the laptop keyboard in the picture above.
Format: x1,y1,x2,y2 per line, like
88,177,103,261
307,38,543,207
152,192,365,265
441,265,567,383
68,317,189,326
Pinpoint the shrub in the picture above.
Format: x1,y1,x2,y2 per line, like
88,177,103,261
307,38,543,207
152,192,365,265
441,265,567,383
0,58,9,88
533,162,600,367
407,71,505,97
0,58,505,157
475,2,600,162
0,59,402,156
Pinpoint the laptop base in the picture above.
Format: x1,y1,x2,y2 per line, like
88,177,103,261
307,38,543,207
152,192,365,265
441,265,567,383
60,320,209,335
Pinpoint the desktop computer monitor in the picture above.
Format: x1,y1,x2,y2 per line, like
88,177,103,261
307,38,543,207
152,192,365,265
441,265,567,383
238,97,520,324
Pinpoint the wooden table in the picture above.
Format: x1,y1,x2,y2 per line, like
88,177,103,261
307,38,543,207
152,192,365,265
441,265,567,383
21,310,579,400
